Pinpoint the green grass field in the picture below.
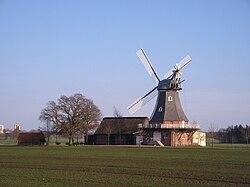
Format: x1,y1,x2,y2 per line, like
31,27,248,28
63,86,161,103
0,145,249,187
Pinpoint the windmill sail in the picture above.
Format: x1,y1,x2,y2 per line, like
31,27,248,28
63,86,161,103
127,86,158,114
163,55,191,80
136,49,160,83
177,55,191,71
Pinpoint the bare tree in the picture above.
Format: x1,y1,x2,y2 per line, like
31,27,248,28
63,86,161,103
39,101,63,144
208,123,217,148
113,106,123,144
113,106,123,118
241,125,250,145
39,93,102,145
39,120,55,146
103,123,113,145
102,107,123,145
76,99,102,144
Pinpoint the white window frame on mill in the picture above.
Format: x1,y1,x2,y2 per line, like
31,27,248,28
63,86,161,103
168,96,173,101
158,107,163,112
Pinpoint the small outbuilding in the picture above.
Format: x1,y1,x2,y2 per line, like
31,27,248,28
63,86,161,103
17,132,46,146
193,131,206,147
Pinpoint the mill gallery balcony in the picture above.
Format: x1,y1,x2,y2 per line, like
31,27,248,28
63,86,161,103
138,123,200,130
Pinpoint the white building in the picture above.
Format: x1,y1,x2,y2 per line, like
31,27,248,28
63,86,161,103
0,125,4,133
14,124,21,130
193,131,206,147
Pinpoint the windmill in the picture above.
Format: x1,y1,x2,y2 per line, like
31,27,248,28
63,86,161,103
127,49,191,126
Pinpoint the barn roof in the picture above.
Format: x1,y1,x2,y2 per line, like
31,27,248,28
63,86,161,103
17,132,45,144
18,132,44,137
95,117,149,135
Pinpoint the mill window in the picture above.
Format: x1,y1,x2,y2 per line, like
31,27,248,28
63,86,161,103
168,96,173,101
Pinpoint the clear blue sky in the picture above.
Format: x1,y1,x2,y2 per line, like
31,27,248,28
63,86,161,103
0,0,249,131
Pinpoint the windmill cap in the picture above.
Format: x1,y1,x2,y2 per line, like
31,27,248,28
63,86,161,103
157,79,171,90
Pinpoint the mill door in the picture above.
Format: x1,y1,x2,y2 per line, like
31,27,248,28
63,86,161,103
153,131,161,141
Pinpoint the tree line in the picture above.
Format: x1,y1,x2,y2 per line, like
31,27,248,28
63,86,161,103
39,93,102,145
217,125,250,144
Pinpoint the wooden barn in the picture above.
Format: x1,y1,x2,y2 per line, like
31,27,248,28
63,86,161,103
88,117,149,145
17,132,46,146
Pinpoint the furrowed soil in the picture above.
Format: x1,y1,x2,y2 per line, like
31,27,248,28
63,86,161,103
0,145,249,187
